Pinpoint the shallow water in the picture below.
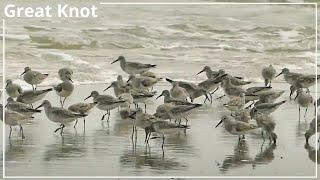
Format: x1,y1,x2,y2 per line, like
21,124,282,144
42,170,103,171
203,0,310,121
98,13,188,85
4,82,319,176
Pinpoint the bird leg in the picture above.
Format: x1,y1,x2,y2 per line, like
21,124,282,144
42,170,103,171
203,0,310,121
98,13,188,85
107,110,111,122
299,106,301,122
83,118,86,129
184,117,189,126
54,124,63,133
261,130,265,142
60,124,65,135
144,103,147,113
19,124,25,139
9,126,12,139
59,97,63,107
132,125,135,140
62,97,67,108
74,120,78,128
210,93,213,104
304,107,308,119
161,133,165,149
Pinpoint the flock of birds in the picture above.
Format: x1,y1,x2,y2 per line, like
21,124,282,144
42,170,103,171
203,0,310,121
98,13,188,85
1,56,320,149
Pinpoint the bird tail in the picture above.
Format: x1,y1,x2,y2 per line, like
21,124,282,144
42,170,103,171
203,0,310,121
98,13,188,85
193,103,202,108
44,88,53,92
150,64,157,68
277,100,286,105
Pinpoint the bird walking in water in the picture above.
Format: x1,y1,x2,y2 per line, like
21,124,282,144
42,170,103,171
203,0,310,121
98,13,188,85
68,102,97,128
261,65,276,87
54,68,74,108
1,104,30,139
21,67,48,91
295,89,313,121
36,100,87,134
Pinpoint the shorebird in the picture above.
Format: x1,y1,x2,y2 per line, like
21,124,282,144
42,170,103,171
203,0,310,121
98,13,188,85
1,104,29,139
215,69,250,86
111,56,156,75
145,121,188,148
167,104,202,125
223,93,245,112
250,100,286,116
215,115,258,141
275,68,302,85
127,87,156,112
6,97,41,117
261,65,276,87
16,88,52,107
169,82,189,101
305,115,320,144
21,67,49,91
68,102,97,128
127,75,161,91
295,89,313,121
250,109,277,144
84,91,125,121
166,78,208,102
36,100,87,134
6,79,23,98
128,107,158,139
156,90,192,105
196,66,220,79
54,69,74,107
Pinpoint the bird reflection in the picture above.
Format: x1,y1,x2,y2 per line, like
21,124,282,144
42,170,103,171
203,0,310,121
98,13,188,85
219,140,253,173
119,145,187,171
304,143,319,164
252,143,276,167
43,131,86,161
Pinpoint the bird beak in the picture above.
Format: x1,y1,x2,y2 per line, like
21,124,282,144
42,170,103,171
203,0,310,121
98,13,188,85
294,93,299,101
35,103,44,110
68,77,73,83
104,84,112,91
20,70,26,76
196,69,204,75
275,71,283,78
215,119,223,128
127,76,133,83
156,94,163,99
111,58,119,64
84,95,91,101
5,83,8,88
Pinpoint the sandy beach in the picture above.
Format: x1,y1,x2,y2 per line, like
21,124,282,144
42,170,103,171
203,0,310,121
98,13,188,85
3,81,318,176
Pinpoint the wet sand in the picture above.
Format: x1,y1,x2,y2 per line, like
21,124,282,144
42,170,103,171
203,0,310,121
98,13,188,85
4,82,319,176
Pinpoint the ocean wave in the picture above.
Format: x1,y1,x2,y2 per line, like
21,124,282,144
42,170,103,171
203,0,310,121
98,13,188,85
1,34,30,41
30,33,97,49
24,25,54,32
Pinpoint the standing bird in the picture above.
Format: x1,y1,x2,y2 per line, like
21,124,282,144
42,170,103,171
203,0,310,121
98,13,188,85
262,65,276,87
275,68,302,85
21,67,48,91
223,93,245,112
111,56,156,75
0,104,29,139
156,90,193,105
250,100,286,116
289,75,319,99
17,88,52,107
68,102,97,128
305,115,320,144
295,89,313,121
6,79,23,99
54,69,74,107
127,75,161,92
6,97,41,117
58,67,73,80
84,91,125,121
215,115,258,141
196,66,220,79
36,100,87,134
